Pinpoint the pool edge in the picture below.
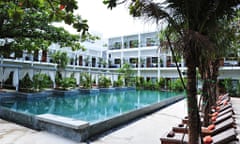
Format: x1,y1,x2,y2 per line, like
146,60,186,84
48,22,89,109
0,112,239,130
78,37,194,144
0,95,185,142
87,95,185,140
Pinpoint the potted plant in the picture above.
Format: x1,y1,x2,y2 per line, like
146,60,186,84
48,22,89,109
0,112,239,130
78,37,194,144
131,58,137,68
114,42,121,49
52,51,69,69
113,76,124,87
80,72,92,89
59,73,76,90
108,59,112,68
140,58,146,68
130,40,138,48
33,73,52,92
19,74,34,92
159,58,163,67
84,56,90,66
124,42,128,48
102,61,107,68
98,57,103,67
98,76,111,88
79,72,99,93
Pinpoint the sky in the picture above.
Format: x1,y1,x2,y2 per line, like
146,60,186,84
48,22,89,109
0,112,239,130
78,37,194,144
70,0,158,38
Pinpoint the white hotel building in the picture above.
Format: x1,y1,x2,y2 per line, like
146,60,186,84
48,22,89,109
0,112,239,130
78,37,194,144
106,31,186,81
0,31,239,90
106,31,240,82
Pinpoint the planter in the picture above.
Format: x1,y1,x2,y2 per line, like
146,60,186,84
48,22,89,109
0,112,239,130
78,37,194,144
16,91,53,99
99,88,116,92
79,88,99,94
52,88,79,96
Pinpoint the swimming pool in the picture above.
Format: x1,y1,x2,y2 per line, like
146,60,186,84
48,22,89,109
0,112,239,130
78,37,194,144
0,90,182,123
0,89,184,141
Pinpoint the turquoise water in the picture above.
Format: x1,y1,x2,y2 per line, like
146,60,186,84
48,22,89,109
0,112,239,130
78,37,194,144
0,90,182,123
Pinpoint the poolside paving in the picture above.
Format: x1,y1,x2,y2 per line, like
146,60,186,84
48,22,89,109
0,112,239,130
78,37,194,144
89,99,188,144
230,97,240,143
0,97,240,144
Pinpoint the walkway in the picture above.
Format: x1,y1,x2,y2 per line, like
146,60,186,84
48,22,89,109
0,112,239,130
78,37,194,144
230,97,240,143
0,97,239,144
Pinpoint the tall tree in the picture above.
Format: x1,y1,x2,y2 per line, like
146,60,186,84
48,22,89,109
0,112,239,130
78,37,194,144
104,0,240,143
199,14,239,126
0,0,97,57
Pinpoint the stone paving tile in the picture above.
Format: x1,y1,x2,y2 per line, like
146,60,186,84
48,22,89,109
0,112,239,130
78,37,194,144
89,100,187,144
0,121,83,144
230,97,240,144
13,132,85,144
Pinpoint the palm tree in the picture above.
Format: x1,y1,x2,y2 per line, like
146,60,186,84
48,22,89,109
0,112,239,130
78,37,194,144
199,16,238,126
104,0,240,143
118,63,134,86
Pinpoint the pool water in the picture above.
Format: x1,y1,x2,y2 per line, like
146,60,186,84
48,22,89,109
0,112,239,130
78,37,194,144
0,90,182,123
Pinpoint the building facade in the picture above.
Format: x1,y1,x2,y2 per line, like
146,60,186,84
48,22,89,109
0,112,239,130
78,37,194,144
107,31,240,81
0,31,239,91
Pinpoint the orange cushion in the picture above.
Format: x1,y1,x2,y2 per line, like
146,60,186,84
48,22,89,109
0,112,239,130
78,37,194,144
212,112,218,117
224,100,228,106
203,135,213,144
215,106,220,111
211,116,216,122
207,124,215,130
219,96,223,100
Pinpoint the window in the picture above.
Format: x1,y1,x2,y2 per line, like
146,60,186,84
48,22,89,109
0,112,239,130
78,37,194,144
152,57,158,63
130,58,138,63
114,42,121,49
146,38,155,46
114,59,121,64
129,40,138,48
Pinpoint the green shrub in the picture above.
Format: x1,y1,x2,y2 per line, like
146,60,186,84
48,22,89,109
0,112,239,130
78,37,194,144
158,77,166,89
126,77,136,87
113,76,123,87
98,75,111,88
60,77,76,89
170,78,186,92
237,80,240,96
143,80,155,90
4,71,14,89
80,72,92,89
221,78,236,96
52,51,69,69
55,71,62,87
153,82,160,90
135,76,144,88
33,73,52,91
19,73,33,92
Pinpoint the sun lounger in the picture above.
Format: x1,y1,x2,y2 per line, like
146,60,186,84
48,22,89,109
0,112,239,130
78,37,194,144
172,117,235,136
213,111,233,125
160,128,238,144
182,110,233,125
214,103,232,112
217,93,230,102
216,107,234,117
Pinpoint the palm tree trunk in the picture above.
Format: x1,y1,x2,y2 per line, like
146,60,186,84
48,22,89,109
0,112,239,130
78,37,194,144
186,64,201,143
185,45,202,144
202,77,211,127
211,59,220,104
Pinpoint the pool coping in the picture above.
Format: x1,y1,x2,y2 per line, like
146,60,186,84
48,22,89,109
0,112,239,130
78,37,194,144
36,114,89,130
0,90,185,142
